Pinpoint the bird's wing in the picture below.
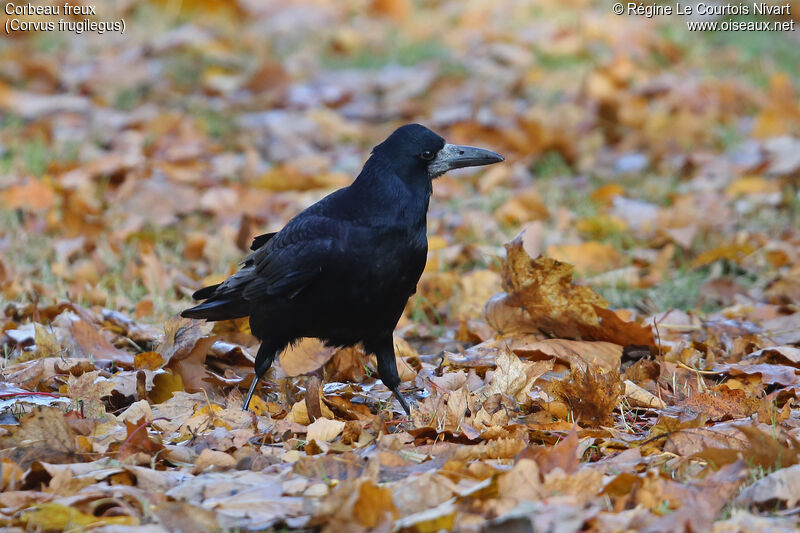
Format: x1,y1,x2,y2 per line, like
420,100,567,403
250,232,277,251
214,214,340,302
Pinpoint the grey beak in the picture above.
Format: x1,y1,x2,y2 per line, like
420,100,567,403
428,143,505,177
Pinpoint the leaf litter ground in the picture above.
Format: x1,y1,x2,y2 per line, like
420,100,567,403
1,0,800,531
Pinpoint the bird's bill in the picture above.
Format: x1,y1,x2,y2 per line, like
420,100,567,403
428,143,505,177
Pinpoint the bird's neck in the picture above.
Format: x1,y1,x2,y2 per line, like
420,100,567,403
353,155,432,203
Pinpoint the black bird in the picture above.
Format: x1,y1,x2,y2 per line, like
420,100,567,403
181,124,504,414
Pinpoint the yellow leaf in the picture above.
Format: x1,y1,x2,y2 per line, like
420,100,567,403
290,398,334,425
428,235,448,250
150,370,184,404
691,243,756,269
248,394,268,416
34,323,61,358
591,183,626,204
726,176,779,197
306,417,346,443
22,503,138,530
547,241,625,275
354,481,397,528
495,190,549,225
575,215,628,240
134,351,164,371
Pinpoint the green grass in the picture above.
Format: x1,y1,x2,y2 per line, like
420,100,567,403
532,151,572,180
321,37,453,70
0,117,81,178
658,13,800,88
193,107,240,146
598,268,709,312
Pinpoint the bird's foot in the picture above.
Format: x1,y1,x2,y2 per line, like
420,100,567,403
390,386,411,416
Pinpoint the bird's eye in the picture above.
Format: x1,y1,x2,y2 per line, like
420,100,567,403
420,150,435,161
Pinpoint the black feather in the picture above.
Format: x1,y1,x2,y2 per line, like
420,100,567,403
250,232,277,251
191,283,221,300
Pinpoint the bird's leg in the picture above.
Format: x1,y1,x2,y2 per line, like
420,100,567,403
369,337,411,415
243,340,280,412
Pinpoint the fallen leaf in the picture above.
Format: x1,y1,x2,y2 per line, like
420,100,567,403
497,458,542,502
21,503,138,530
354,480,399,527
192,448,236,474
0,407,81,468
482,348,553,403
492,235,654,347
678,388,761,420
157,317,213,364
547,241,625,275
624,379,666,409
306,417,346,443
550,367,622,426
70,319,134,366
118,417,164,462
280,338,337,377
737,463,800,508
64,370,115,420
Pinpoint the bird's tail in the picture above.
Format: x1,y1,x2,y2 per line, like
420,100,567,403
180,283,249,321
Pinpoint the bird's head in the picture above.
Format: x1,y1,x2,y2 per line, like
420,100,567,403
373,124,504,182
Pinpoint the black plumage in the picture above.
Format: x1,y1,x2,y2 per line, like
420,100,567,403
182,124,504,413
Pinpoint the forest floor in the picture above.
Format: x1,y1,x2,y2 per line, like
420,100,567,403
1,0,800,531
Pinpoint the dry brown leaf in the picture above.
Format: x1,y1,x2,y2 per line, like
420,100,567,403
678,388,760,421
624,379,666,409
737,464,800,508
493,235,654,347
0,407,81,468
495,189,550,225
134,351,165,371
692,425,800,470
713,362,800,386
453,438,526,461
454,270,503,320
192,448,236,474
497,458,542,502
157,317,214,364
542,468,604,503
550,367,622,426
370,0,410,20
529,428,582,476
70,320,134,366
64,370,115,419
290,397,335,425
0,178,56,210
34,323,61,358
482,348,553,403
325,346,369,383
663,425,748,457
280,338,337,377
354,480,398,527
118,417,164,462
507,336,622,370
